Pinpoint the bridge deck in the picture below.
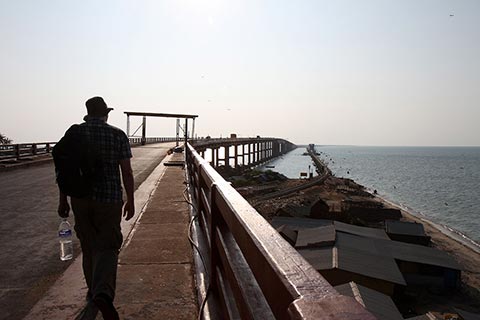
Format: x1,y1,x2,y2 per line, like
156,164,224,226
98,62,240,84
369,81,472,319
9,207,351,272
25,151,197,319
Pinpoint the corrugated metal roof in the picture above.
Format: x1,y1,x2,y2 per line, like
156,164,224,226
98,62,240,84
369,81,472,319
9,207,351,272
334,221,390,240
386,220,427,237
295,225,336,248
271,218,389,240
336,246,406,285
335,282,403,320
336,232,462,271
297,247,333,271
298,246,406,286
336,232,383,255
276,225,298,246
270,217,332,231
380,238,461,270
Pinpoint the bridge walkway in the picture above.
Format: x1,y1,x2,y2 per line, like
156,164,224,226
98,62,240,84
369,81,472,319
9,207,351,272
25,151,197,319
116,151,197,319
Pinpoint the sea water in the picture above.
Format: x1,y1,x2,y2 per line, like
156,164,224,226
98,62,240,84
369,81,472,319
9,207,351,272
260,146,480,248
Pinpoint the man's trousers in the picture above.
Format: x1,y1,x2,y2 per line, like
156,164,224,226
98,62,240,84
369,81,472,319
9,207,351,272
71,198,123,302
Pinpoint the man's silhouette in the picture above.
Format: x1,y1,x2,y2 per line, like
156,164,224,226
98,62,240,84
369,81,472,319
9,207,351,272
57,96,135,320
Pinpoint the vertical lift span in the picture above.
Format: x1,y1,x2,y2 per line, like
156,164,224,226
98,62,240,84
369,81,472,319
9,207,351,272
124,112,198,147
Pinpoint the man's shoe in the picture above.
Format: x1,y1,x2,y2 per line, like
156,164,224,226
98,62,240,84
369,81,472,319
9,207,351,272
74,301,99,320
93,295,119,320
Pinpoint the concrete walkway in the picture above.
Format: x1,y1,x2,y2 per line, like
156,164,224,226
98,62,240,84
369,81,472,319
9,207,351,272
24,152,198,319
116,152,197,319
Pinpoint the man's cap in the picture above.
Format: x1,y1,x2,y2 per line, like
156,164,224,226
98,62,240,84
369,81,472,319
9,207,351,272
85,96,114,117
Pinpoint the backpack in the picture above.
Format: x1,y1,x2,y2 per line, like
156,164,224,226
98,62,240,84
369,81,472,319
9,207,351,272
53,125,100,198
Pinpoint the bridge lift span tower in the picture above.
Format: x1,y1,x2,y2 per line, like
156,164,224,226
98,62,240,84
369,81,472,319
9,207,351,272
124,112,198,146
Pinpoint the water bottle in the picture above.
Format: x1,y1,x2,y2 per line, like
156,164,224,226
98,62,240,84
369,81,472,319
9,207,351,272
59,218,73,261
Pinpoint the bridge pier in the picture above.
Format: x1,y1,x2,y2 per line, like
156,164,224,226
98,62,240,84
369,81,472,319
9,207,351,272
192,138,295,171
234,145,238,167
224,145,229,167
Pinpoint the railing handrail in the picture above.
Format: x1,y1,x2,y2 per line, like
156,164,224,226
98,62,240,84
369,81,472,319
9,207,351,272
0,137,179,162
191,137,292,149
185,142,375,319
128,136,178,145
0,142,57,147
0,142,57,161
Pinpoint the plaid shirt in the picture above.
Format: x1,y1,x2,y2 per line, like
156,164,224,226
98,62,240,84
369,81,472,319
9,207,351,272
71,118,132,203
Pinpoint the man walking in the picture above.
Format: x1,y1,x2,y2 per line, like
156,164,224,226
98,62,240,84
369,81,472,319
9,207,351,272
56,97,135,320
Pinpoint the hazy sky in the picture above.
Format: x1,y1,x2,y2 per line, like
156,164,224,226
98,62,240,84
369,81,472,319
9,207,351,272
1,0,479,146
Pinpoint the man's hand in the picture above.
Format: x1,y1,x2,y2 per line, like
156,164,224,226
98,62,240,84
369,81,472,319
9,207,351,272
123,200,135,221
58,194,70,218
120,158,135,221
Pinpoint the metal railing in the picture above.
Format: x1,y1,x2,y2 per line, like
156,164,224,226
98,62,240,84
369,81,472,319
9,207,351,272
0,142,56,162
128,136,178,146
0,138,180,162
185,142,375,320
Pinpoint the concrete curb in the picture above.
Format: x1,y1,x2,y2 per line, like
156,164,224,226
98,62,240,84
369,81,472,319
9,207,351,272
0,156,53,172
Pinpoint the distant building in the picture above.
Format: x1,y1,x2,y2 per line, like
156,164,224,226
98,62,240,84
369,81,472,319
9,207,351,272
385,220,431,246
295,225,336,248
335,282,404,320
275,204,312,219
275,224,297,246
272,217,462,295
334,220,390,240
309,199,330,218
309,198,402,223
299,245,406,296
271,216,332,230
346,206,402,223
336,232,462,290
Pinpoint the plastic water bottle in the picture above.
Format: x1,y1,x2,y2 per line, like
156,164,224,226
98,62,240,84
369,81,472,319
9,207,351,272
59,218,73,261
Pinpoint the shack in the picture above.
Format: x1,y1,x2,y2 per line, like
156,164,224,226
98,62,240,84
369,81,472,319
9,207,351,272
385,220,431,246
335,282,404,320
295,225,336,248
299,246,406,296
273,218,461,291
347,206,402,223
275,224,297,246
309,199,331,218
270,216,332,230
337,232,462,289
334,220,390,240
309,198,402,223
275,203,311,219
